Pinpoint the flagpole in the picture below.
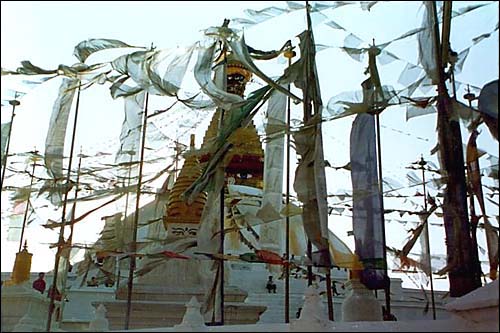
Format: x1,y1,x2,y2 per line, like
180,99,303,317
366,35,391,317
218,42,229,326
431,0,481,296
418,156,436,320
124,91,150,330
219,172,225,326
374,111,391,316
301,7,335,320
302,0,315,289
46,82,82,332
325,268,334,320
18,151,38,253
283,46,295,323
58,150,83,324
463,88,484,284
117,150,135,292
1,93,20,191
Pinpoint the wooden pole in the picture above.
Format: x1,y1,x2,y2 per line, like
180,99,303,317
419,156,436,320
58,151,82,324
117,151,135,292
283,47,294,323
325,269,334,321
302,0,314,289
217,43,228,327
430,0,481,296
219,180,225,325
46,83,82,332
124,92,150,329
18,155,37,253
374,112,391,316
463,87,484,285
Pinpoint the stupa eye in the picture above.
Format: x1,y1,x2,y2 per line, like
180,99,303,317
236,173,252,179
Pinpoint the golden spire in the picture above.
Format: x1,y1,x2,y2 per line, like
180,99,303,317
200,56,264,188
5,240,32,286
164,135,207,228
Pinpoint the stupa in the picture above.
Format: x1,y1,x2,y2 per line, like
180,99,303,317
93,54,268,330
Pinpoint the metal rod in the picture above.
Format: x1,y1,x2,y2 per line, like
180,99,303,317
303,0,314,289
18,155,37,253
219,181,225,325
217,42,228,326
440,1,452,68
375,112,391,316
284,50,292,324
464,88,483,285
124,92,150,330
117,151,135,292
307,241,313,286
419,156,436,320
58,151,82,324
326,269,334,321
432,0,481,296
46,82,82,332
1,93,19,191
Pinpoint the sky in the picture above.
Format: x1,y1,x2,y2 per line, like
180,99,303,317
1,1,498,293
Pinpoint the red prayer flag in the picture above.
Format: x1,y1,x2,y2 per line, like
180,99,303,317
255,249,283,265
161,251,190,260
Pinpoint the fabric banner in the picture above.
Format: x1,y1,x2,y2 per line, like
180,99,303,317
417,1,439,85
291,12,331,267
115,91,145,182
350,112,386,289
7,201,25,242
193,42,245,111
1,122,11,166
478,80,498,141
43,78,79,206
466,130,499,280
293,115,331,266
44,78,79,179
259,88,287,254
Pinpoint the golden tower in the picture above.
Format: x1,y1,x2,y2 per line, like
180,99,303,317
164,134,207,235
200,53,264,189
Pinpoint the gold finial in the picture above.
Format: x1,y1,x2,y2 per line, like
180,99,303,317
283,50,296,59
190,134,195,149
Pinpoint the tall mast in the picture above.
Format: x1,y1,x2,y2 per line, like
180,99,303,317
117,150,135,292
463,87,484,284
374,86,391,316
46,82,82,332
217,40,228,327
301,6,334,320
304,0,314,289
283,46,295,323
58,150,83,324
430,0,481,296
365,33,391,316
18,150,39,253
124,91,150,329
418,156,436,320
1,92,20,191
